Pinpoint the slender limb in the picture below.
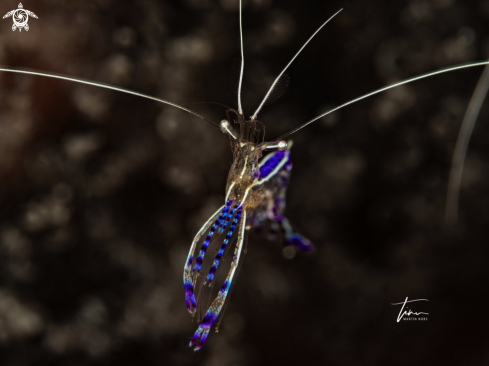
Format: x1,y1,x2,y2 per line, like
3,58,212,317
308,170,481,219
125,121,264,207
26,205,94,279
190,210,247,351
218,203,240,234
193,201,234,273
215,224,250,333
446,65,489,223
206,207,243,283
0,67,220,128
251,9,343,120
272,60,489,141
237,0,245,115
280,217,313,252
183,204,226,314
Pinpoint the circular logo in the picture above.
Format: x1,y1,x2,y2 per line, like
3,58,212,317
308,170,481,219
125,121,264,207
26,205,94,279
12,9,28,28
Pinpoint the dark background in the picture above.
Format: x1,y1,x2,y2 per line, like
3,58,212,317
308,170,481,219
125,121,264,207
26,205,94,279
0,0,488,365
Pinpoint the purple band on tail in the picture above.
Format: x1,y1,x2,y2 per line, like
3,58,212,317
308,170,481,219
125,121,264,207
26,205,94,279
206,207,243,283
193,200,233,272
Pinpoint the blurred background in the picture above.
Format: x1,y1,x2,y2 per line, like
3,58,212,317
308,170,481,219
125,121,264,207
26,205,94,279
0,0,488,365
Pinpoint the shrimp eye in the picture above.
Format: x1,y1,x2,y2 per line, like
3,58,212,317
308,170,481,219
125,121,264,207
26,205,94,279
220,119,238,140
264,140,287,151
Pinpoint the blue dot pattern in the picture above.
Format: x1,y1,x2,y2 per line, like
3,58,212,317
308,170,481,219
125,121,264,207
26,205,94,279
259,150,286,180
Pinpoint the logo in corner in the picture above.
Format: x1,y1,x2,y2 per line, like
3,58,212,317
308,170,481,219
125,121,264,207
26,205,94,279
391,297,429,322
3,3,38,32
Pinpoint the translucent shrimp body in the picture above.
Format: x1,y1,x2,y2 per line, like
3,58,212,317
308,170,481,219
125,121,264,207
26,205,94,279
184,112,312,350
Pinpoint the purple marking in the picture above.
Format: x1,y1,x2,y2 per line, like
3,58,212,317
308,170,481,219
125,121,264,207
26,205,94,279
184,282,197,313
189,311,217,351
286,233,314,252
206,207,243,283
193,201,233,272
189,273,235,350
259,150,288,180
217,200,234,232
221,279,231,292
219,203,240,234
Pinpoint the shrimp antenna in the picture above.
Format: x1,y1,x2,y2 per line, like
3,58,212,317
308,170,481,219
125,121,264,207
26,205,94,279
251,8,343,121
273,60,489,141
0,67,220,128
445,64,489,223
186,101,233,109
237,0,245,115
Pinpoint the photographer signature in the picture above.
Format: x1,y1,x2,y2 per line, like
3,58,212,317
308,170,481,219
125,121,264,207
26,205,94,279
391,297,429,322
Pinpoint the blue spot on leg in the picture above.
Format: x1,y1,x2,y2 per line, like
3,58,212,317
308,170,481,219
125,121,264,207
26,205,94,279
286,233,313,252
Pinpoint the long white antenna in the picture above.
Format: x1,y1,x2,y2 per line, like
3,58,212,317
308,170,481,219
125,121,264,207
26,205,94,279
273,60,489,141
237,0,244,115
0,67,220,127
446,64,489,223
251,8,343,120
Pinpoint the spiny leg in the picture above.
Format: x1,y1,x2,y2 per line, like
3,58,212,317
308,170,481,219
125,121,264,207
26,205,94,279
189,211,247,351
206,206,243,284
183,202,230,314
